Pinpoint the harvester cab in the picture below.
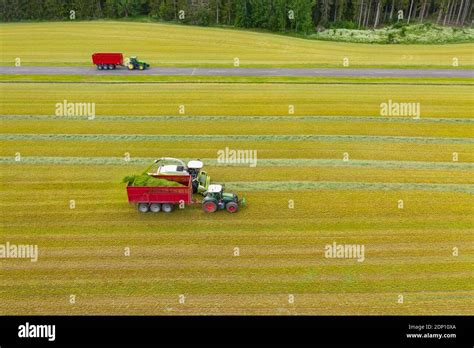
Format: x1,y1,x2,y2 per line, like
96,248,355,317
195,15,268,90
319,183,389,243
127,56,150,70
202,184,245,213
187,160,210,195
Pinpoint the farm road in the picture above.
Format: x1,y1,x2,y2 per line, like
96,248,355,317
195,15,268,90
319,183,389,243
1,66,473,78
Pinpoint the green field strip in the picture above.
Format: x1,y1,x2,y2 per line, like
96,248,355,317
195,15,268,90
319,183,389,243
225,181,474,194
2,156,473,171
1,76,474,86
1,133,472,144
2,114,473,124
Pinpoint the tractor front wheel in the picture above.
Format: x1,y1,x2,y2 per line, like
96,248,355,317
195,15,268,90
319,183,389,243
139,65,144,70
203,201,217,213
226,202,239,213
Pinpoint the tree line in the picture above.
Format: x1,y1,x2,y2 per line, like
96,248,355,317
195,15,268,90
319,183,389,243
1,0,472,31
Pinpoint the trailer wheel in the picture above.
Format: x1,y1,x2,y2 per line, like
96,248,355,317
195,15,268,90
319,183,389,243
107,64,114,70
225,202,239,213
97,65,102,70
138,203,149,213
162,204,173,213
203,201,217,213
149,203,161,213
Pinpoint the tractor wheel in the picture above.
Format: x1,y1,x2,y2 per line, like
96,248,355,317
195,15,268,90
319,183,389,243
162,203,173,213
128,64,134,70
138,203,149,213
225,202,239,213
149,203,161,213
203,201,217,213
139,65,144,70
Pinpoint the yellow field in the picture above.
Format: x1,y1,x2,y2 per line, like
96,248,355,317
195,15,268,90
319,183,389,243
1,164,473,315
1,21,473,68
1,82,473,118
0,21,473,316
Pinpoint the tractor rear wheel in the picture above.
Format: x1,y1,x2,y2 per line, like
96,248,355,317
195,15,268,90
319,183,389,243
203,201,217,213
162,203,173,213
226,202,239,213
149,203,161,213
138,203,149,213
128,64,134,70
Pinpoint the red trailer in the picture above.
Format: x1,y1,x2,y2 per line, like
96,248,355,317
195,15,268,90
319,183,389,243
92,53,124,70
126,175,194,213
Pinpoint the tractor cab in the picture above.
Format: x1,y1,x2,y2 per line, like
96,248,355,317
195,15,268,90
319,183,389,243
202,184,243,213
127,56,150,70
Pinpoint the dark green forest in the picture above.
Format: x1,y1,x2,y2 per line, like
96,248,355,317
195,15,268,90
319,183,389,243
1,0,472,33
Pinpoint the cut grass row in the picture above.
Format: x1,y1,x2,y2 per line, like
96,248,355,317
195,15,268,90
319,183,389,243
1,83,473,118
2,164,472,223
2,134,471,145
1,74,474,85
2,118,473,138
2,163,474,185
2,140,472,162
1,21,473,68
3,114,474,124
2,292,473,315
2,157,473,171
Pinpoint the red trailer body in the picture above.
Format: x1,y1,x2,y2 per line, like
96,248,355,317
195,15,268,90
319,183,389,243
92,53,124,69
126,175,193,205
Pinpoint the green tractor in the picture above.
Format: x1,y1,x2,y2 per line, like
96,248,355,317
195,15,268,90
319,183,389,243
202,184,246,213
127,56,150,70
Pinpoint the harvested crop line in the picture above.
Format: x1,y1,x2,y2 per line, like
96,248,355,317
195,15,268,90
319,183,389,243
2,115,473,124
1,80,473,87
1,156,473,171
226,181,474,194
1,134,472,144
